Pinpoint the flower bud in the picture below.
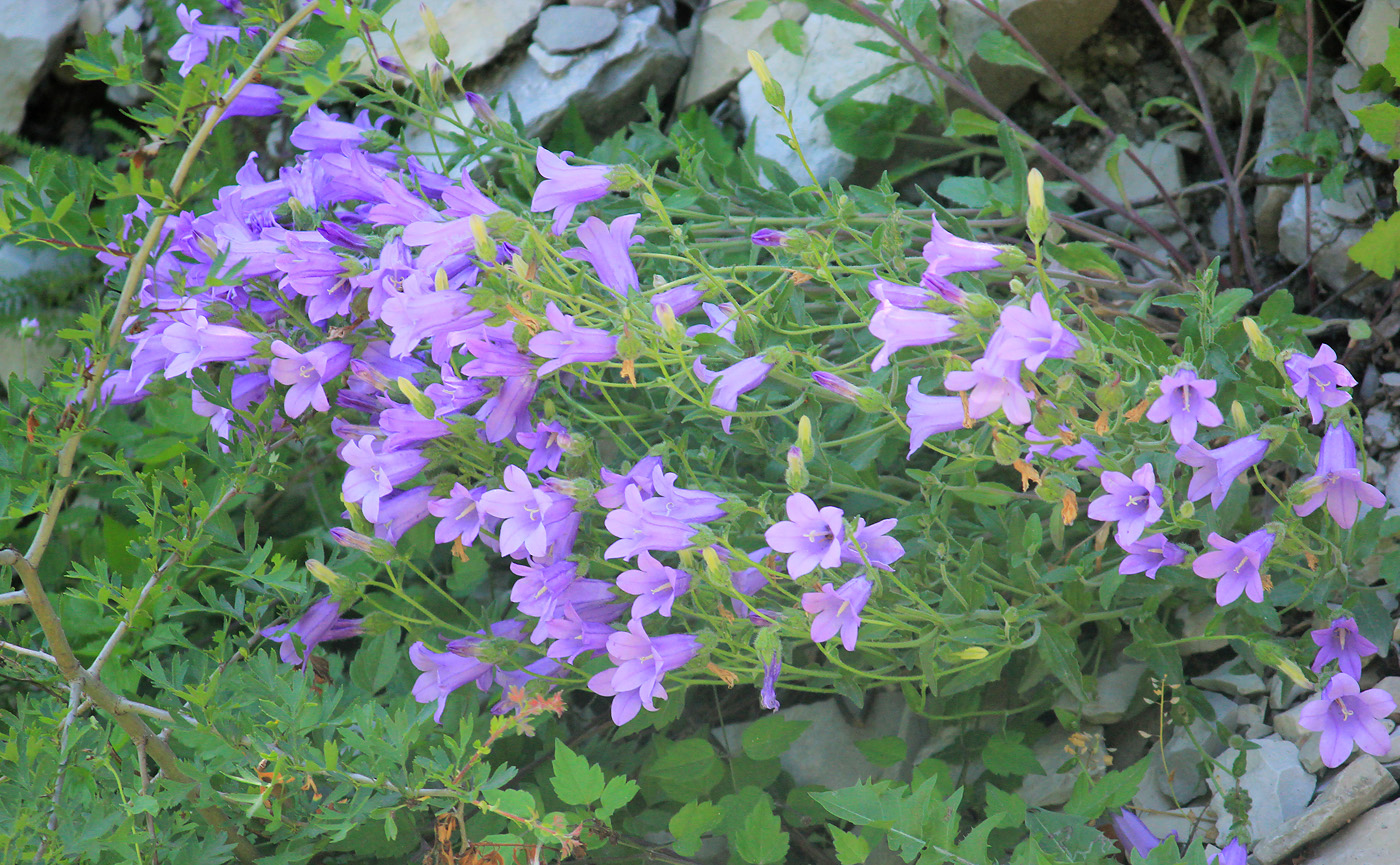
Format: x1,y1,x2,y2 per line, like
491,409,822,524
361,127,397,154
396,377,437,418
329,528,396,563
796,415,815,460
1240,317,1275,361
998,245,1029,271
468,214,495,261
1230,400,1248,432
1094,379,1125,411
954,646,989,661
420,3,449,62
747,49,786,111
702,545,730,589
464,92,499,127
306,559,351,595
278,37,324,64
785,446,809,492
287,198,319,231
1026,168,1049,243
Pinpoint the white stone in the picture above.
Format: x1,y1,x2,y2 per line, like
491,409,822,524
1017,726,1106,808
677,0,808,108
1367,407,1400,450
1156,692,1240,801
1210,737,1315,839
532,5,618,54
1333,64,1382,132
1277,183,1368,291
103,3,142,38
526,43,577,78
1193,659,1267,697
712,693,924,791
1175,604,1229,655
1256,756,1398,865
0,0,81,135
1082,140,1185,235
1057,661,1146,724
1346,0,1400,69
1295,796,1400,864
346,0,548,74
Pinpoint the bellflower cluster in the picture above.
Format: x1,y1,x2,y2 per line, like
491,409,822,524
1146,368,1223,444
1192,528,1276,605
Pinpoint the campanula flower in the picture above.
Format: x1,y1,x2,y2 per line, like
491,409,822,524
371,485,432,545
1145,368,1223,444
261,597,363,666
531,147,614,235
268,340,351,418
866,275,931,310
169,4,242,76
1210,839,1249,865
212,81,282,125
409,642,492,723
867,286,958,372
650,283,705,323
586,618,700,725
615,551,691,618
943,334,1032,424
509,560,615,642
1175,434,1269,509
1024,424,1100,469
760,650,782,711
427,483,489,547
1193,528,1276,605
565,214,643,296
1310,617,1378,680
841,518,904,571
1294,424,1386,528
596,456,664,509
478,466,576,560
528,302,618,377
751,229,787,247
1284,344,1356,424
996,293,1081,370
685,302,740,343
906,376,968,455
603,484,698,560
801,576,872,651
919,214,1002,304
1110,810,1168,857
516,421,573,474
340,436,428,522
693,355,774,433
1118,534,1185,579
764,493,846,578
1087,463,1163,545
159,309,261,377
1297,673,1396,768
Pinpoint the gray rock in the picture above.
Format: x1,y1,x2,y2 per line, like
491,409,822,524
1275,702,1314,746
532,5,618,54
347,0,548,74
1277,183,1368,291
1082,139,1185,235
712,693,925,791
0,0,81,135
1018,726,1107,808
677,0,808,107
1367,408,1400,450
1175,604,1229,655
1377,678,1400,711
1271,673,1313,711
1346,0,1400,70
1254,758,1399,865
1253,80,1307,254
1294,795,1400,864
1193,659,1267,698
1057,661,1147,724
1157,692,1241,801
526,42,577,78
1209,737,1315,839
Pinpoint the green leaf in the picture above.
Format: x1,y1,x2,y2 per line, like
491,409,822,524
348,627,401,695
982,732,1043,778
824,97,921,159
856,735,908,768
741,715,810,761
974,31,1043,73
945,108,1001,137
1355,103,1400,156
937,176,996,208
1046,241,1125,280
733,799,789,864
670,800,722,857
643,738,723,802
551,742,605,807
1384,26,1400,81
1062,759,1149,818
801,0,876,24
596,775,639,820
831,826,870,865
1036,622,1088,703
1350,212,1400,278
772,18,806,54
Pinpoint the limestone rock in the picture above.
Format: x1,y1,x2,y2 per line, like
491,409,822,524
1346,0,1400,70
1277,183,1369,292
1175,604,1228,655
1367,408,1400,450
1254,758,1397,865
1156,692,1240,801
1209,737,1315,839
533,5,618,54
1295,796,1400,864
1192,659,1267,698
348,0,547,74
677,0,808,107
1056,661,1147,724
0,0,81,135
1017,726,1106,808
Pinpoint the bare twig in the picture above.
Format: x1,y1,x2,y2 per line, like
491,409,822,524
0,640,55,664
0,589,28,605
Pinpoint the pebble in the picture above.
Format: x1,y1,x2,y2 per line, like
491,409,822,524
1366,407,1400,450
532,5,619,54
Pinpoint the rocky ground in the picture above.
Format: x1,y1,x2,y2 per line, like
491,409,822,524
3,1,1400,862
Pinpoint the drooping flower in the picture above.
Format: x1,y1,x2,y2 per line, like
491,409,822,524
1209,839,1249,865
1086,463,1163,545
693,355,774,433
995,294,1081,370
1310,617,1379,680
603,484,698,560
942,340,1032,424
1110,810,1168,858
596,456,664,510
168,3,242,76
1024,424,1100,470
410,641,492,723
906,376,968,456
212,81,282,125
528,302,618,377
764,493,846,578
1192,529,1276,605
268,340,352,418
919,214,1003,304
867,286,958,372
339,436,428,522
1118,534,1186,579
759,650,782,711
615,551,691,618
531,147,614,235
261,597,363,666
586,618,700,725
1175,434,1269,509
1294,424,1386,529
751,229,788,247
1284,344,1356,424
509,559,616,641
564,214,643,296
1297,673,1396,768
1145,368,1223,444
427,483,489,547
159,309,261,377
801,576,872,651
516,421,573,474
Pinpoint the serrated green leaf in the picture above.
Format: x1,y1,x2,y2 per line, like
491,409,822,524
855,735,907,768
772,18,805,54
982,732,1043,778
551,742,605,807
975,30,1043,73
596,775,639,820
1350,212,1400,278
643,738,723,801
831,826,870,865
348,627,401,696
733,799,788,864
741,715,810,760
670,800,722,856
1036,622,1088,703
